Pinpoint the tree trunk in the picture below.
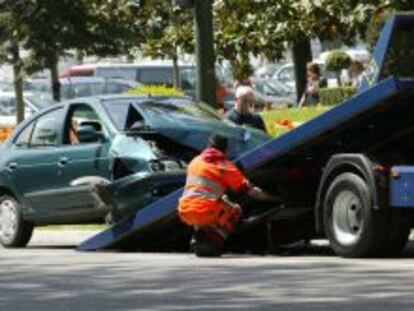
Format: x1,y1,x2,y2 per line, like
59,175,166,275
172,53,180,89
336,71,342,86
49,56,61,102
194,0,216,108
10,41,25,124
292,38,313,103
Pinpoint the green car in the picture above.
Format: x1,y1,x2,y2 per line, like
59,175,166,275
0,95,269,247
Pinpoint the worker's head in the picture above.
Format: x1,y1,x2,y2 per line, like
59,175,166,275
235,86,254,112
208,133,228,153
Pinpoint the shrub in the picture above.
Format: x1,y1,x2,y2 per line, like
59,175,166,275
318,86,357,106
325,50,352,85
126,85,186,97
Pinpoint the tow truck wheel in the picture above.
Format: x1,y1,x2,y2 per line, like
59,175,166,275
0,195,33,248
323,173,387,258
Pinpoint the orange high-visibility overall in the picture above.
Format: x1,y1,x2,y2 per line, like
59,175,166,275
178,148,248,232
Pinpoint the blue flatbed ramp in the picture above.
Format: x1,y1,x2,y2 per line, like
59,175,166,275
78,189,187,251
79,14,414,251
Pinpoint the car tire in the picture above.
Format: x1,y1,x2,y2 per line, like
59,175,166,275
323,173,388,258
0,195,34,248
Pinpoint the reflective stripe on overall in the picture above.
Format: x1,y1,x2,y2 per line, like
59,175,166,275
182,160,227,201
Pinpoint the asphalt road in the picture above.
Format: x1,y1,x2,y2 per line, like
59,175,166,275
1,230,414,311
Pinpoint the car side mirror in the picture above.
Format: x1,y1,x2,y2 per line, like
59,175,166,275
76,125,102,143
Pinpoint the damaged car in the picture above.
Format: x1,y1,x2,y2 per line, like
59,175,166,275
0,94,269,247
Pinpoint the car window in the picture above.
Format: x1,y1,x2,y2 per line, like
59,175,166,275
30,108,63,147
72,83,105,98
96,67,137,80
278,67,294,82
137,68,173,86
0,97,16,116
180,68,196,90
14,122,35,148
66,104,104,145
61,84,72,99
107,82,131,94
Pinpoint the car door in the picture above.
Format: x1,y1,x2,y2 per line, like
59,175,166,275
34,103,112,221
5,107,67,220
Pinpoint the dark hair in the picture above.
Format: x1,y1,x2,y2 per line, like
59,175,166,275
306,62,321,77
208,134,228,153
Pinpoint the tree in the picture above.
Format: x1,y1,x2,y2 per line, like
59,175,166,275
138,1,194,89
21,0,141,102
0,1,29,123
325,50,351,85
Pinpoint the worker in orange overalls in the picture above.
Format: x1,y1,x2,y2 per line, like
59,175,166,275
178,134,281,257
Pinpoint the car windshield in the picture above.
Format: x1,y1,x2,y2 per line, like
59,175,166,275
254,80,293,96
103,99,221,131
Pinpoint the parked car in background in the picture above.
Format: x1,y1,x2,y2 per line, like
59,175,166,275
254,63,287,79
0,92,55,127
223,78,296,110
60,77,140,100
61,62,196,97
0,94,269,247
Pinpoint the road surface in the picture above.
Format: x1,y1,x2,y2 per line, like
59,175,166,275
1,230,414,311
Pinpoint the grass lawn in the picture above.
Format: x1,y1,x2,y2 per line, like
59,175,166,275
262,106,332,137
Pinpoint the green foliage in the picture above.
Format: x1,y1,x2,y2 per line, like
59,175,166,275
262,106,331,137
138,2,194,59
365,9,393,52
325,51,352,72
232,62,253,82
318,86,357,106
126,85,186,97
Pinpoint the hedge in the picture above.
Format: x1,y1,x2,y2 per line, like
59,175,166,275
318,86,357,106
126,85,186,97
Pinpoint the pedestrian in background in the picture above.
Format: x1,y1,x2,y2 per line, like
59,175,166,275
345,60,365,88
224,86,267,133
299,62,327,107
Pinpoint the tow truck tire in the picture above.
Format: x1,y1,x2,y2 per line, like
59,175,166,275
323,173,387,258
0,195,34,248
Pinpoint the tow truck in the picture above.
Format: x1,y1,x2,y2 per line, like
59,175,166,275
79,14,414,257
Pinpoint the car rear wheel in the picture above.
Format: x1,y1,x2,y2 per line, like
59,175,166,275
323,173,388,258
0,195,34,248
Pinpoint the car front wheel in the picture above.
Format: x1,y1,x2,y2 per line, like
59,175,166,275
0,195,34,248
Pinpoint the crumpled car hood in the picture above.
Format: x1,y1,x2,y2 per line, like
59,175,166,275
144,117,270,159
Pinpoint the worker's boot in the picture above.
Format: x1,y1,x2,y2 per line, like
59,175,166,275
192,227,227,257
